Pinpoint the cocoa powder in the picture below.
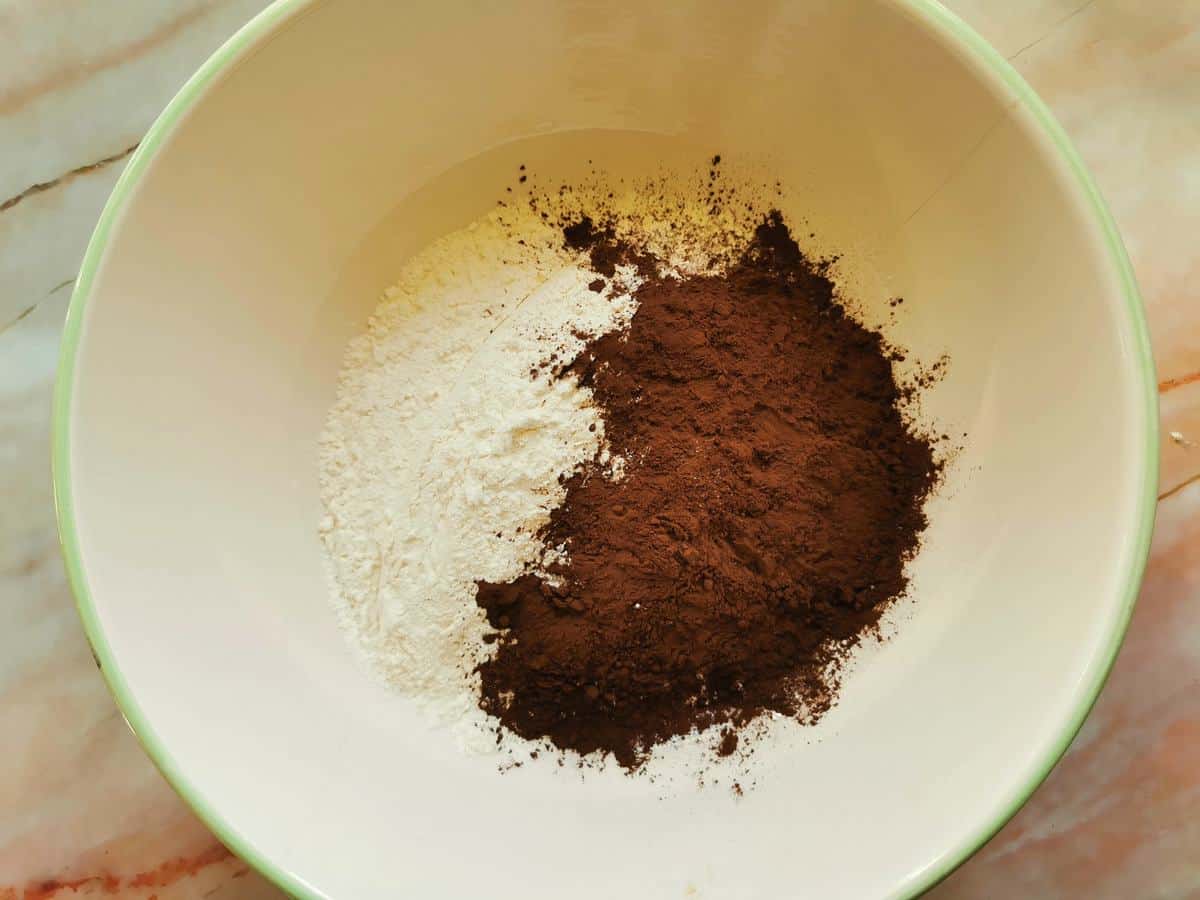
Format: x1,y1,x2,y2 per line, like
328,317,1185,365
476,209,939,769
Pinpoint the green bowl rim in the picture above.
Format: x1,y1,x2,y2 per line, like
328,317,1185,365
51,1,1159,897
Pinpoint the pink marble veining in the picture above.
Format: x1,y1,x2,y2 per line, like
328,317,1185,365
1,1,1197,897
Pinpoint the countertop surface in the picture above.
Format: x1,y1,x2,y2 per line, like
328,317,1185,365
2,1,1198,897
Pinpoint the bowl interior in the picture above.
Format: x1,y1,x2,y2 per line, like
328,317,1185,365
61,1,1153,897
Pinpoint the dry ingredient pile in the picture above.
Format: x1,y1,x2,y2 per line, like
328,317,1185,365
320,160,940,770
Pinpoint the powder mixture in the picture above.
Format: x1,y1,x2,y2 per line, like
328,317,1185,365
320,159,942,769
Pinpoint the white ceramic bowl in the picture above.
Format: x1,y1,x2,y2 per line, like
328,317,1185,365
55,1,1157,897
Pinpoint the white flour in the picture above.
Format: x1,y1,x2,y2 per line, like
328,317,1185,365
319,206,637,741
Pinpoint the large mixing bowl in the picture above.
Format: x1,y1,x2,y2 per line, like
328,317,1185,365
54,1,1157,897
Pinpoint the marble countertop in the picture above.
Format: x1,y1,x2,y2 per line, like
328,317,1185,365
2,1,1197,897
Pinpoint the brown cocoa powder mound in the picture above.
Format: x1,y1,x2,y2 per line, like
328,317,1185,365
476,211,939,769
